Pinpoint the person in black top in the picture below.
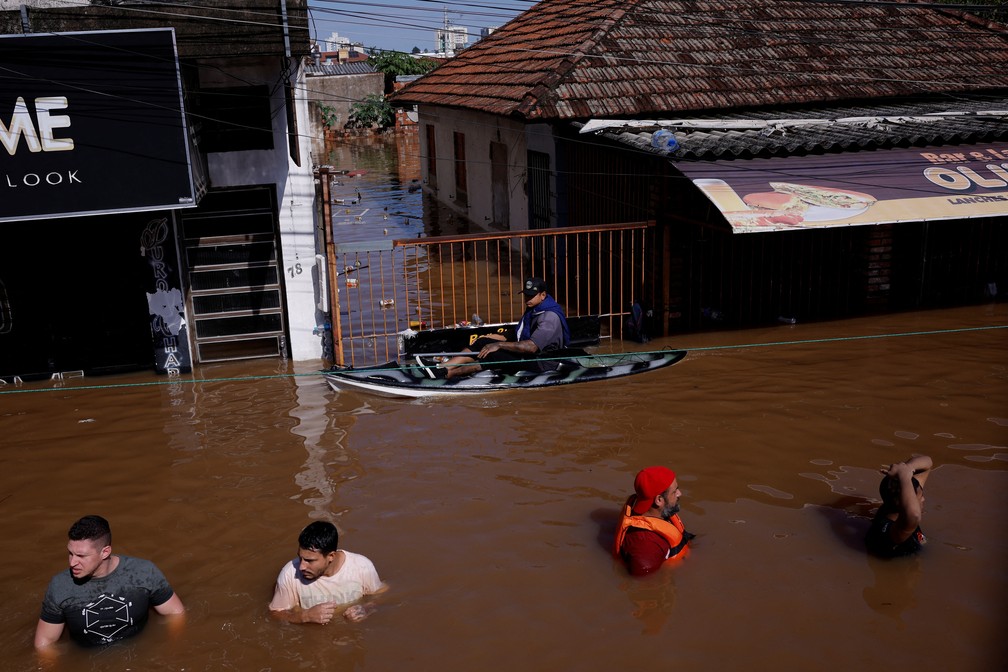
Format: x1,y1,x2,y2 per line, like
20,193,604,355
865,455,933,557
35,515,185,653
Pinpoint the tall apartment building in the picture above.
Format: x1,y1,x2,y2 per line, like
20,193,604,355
435,25,467,54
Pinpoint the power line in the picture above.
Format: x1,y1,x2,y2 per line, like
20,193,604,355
4,1,1005,160
10,0,1005,87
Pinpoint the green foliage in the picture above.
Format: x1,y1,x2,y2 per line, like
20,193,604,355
367,49,440,93
318,104,340,129
347,94,394,129
937,0,1007,21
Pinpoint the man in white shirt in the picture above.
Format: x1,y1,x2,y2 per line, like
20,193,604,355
269,521,384,623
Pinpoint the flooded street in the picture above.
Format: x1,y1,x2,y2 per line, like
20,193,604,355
1,303,1005,671
1,137,1006,671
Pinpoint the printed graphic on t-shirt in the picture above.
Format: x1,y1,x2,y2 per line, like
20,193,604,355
81,593,134,643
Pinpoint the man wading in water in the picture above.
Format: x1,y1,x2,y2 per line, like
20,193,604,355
866,455,933,557
613,466,696,576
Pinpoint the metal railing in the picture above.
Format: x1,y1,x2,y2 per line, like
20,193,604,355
327,221,655,366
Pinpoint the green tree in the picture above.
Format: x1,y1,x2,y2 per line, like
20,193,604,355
318,104,340,129
937,0,1007,21
367,49,440,93
347,94,394,129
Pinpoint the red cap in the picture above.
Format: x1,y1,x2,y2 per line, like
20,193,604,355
632,466,677,515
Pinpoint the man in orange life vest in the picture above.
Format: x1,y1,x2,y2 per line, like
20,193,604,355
613,466,695,576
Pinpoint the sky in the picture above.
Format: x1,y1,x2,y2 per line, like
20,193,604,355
307,0,534,54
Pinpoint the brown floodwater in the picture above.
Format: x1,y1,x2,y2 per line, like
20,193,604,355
1,302,1006,672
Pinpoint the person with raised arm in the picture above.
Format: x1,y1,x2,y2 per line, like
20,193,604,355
866,455,933,557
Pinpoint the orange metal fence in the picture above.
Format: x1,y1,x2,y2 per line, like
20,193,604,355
328,221,654,366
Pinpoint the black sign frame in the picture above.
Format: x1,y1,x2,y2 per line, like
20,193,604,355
0,28,195,222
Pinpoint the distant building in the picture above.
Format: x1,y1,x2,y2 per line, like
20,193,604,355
435,25,467,54
480,26,497,39
323,31,350,52
304,61,383,156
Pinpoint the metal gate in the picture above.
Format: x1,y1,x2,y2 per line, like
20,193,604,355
179,186,288,362
527,150,552,230
326,221,654,367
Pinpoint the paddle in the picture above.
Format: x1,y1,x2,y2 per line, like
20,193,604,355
411,351,477,359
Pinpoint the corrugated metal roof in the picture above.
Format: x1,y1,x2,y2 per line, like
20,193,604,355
305,61,376,77
390,0,1008,120
574,97,1008,160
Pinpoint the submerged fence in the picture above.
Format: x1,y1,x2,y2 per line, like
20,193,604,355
327,221,654,366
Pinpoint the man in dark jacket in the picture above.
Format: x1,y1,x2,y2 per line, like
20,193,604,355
439,277,570,379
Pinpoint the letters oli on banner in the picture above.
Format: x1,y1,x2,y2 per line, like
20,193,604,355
682,142,1008,233
0,29,195,223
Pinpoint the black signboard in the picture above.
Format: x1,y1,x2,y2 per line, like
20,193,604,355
0,29,195,222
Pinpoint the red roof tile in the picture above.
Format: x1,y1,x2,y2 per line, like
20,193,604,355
390,0,1008,120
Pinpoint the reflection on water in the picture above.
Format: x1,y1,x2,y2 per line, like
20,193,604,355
863,555,923,625
618,564,678,636
323,134,474,246
290,372,347,518
1,208,1006,671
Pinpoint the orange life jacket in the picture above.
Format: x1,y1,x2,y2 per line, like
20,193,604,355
613,496,689,560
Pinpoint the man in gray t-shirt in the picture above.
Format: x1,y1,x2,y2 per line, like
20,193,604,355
34,515,185,651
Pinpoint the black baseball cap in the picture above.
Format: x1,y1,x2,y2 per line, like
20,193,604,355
522,277,547,297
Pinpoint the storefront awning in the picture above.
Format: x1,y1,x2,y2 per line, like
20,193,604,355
676,143,1008,233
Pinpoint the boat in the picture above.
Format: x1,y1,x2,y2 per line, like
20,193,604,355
397,314,604,356
322,349,688,398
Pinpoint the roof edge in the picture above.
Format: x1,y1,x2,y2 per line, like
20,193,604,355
513,0,638,120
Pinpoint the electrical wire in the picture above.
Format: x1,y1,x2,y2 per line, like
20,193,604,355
3,0,1005,180
11,0,1006,94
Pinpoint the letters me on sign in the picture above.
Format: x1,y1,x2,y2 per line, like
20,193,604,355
0,29,196,223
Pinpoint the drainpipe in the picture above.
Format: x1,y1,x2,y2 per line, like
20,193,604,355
316,166,344,365
280,0,291,58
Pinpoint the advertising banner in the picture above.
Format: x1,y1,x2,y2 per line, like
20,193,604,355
678,143,1008,233
140,215,192,375
0,29,195,222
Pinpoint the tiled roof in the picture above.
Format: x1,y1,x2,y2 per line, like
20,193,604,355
390,0,1008,120
577,96,1008,159
305,61,376,77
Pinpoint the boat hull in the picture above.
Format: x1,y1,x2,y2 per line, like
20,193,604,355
322,350,687,398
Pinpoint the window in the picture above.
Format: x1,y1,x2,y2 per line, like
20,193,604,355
196,85,274,153
453,131,467,204
425,124,437,188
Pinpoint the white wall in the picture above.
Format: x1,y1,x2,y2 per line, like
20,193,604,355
417,107,530,233
202,58,323,362
277,64,323,362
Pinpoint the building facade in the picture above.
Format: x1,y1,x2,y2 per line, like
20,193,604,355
392,0,1008,335
0,1,328,381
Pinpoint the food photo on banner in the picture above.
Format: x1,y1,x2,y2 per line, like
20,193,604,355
681,143,1008,232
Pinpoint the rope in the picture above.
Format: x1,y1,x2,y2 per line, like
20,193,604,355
1,324,1004,396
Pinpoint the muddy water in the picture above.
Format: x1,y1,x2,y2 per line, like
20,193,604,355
1,303,1005,671
322,133,470,245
